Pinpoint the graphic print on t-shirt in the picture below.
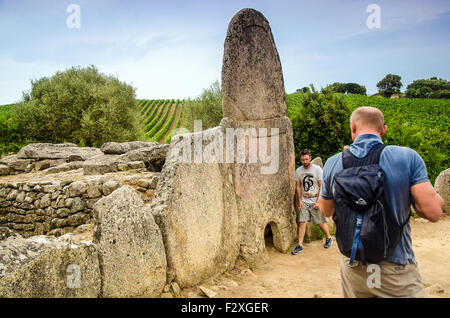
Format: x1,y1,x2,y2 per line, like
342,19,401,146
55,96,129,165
300,173,318,199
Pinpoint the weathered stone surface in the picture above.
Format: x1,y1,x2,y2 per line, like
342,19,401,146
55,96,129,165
34,159,67,171
93,186,166,297
435,168,450,214
71,197,86,213
199,285,217,298
117,161,146,171
101,141,158,154
68,181,87,197
0,227,19,241
311,157,323,169
119,144,169,171
221,117,297,264
0,155,16,166
82,155,122,175
151,127,239,288
0,164,11,176
221,8,286,121
86,180,102,198
1,155,33,171
0,234,101,297
7,158,34,171
101,180,120,196
44,162,83,175
16,143,102,160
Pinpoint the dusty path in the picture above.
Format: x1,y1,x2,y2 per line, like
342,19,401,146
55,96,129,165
181,215,450,298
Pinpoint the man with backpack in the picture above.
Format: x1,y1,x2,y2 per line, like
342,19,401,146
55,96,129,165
318,106,444,298
291,149,333,255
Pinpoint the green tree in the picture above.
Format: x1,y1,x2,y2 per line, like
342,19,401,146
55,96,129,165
289,89,352,166
14,65,143,147
376,74,403,98
345,83,367,95
405,77,450,99
295,86,310,93
323,82,366,95
0,104,30,154
184,80,222,131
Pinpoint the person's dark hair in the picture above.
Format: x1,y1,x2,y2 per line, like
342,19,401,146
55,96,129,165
300,149,311,157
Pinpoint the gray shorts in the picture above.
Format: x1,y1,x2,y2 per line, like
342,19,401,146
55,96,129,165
297,202,327,224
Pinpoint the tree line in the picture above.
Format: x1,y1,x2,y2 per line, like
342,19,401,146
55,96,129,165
297,75,450,99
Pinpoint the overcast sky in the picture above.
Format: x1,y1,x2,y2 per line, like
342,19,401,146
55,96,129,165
0,0,449,104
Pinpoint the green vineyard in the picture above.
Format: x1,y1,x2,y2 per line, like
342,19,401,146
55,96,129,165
137,99,185,143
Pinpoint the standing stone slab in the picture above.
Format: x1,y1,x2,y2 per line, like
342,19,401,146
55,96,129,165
151,127,239,288
93,186,166,297
220,8,297,264
222,8,287,121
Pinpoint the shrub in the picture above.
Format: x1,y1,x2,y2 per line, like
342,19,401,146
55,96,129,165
14,65,143,147
184,80,222,131
288,88,352,168
0,104,30,155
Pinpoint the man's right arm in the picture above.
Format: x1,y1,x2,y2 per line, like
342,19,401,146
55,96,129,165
410,181,443,223
296,181,303,210
408,149,443,223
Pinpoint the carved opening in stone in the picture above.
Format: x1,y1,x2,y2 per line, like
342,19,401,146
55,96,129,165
264,221,283,253
264,223,274,248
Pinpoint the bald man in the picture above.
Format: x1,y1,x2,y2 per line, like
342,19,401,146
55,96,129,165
318,106,443,298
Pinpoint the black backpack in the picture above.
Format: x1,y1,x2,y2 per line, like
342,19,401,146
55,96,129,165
332,143,409,265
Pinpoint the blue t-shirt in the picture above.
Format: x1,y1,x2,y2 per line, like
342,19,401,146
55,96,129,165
320,134,429,265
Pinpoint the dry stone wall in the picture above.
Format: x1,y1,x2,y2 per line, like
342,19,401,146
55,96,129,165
0,142,167,238
0,173,159,238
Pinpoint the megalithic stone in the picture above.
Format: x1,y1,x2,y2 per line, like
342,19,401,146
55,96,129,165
222,8,287,121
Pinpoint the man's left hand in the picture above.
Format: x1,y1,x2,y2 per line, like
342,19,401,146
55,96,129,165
313,203,319,210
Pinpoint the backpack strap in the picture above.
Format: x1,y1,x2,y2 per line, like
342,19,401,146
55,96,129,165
342,142,385,169
350,214,366,266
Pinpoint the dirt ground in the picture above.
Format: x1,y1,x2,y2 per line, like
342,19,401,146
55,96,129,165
181,215,450,298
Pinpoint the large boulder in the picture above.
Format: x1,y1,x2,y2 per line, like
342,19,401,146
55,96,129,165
16,143,102,161
0,233,101,297
221,8,287,121
435,168,450,214
93,186,166,297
